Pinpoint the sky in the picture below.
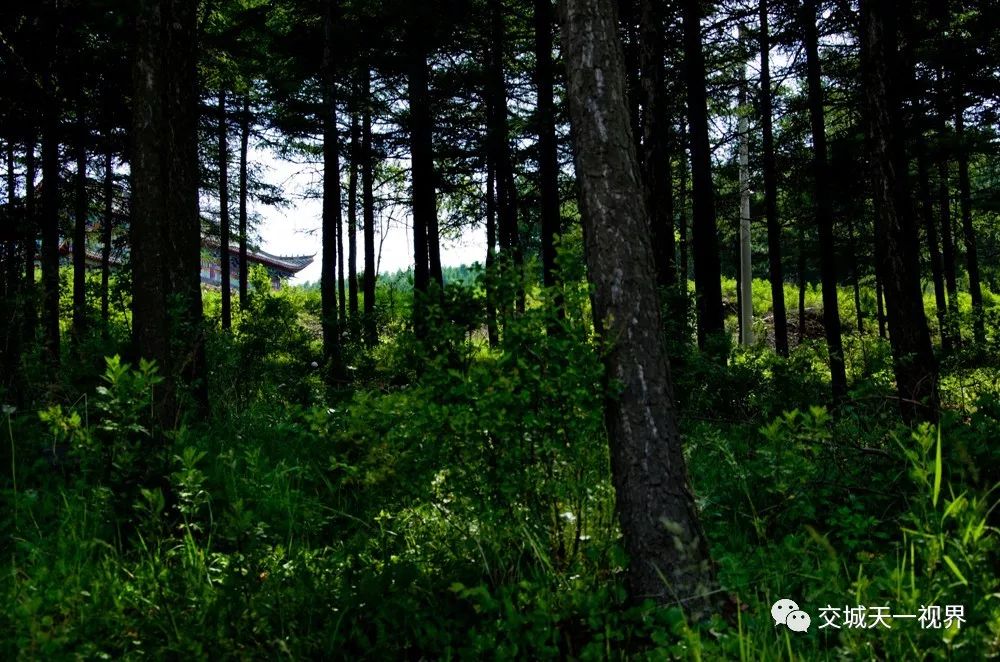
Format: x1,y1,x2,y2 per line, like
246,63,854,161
251,145,486,284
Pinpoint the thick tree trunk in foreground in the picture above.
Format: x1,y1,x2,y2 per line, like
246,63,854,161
321,0,345,381
485,159,499,347
132,0,208,425
682,0,725,354
802,0,847,400
759,0,788,356
861,0,939,422
361,71,377,346
561,0,717,616
218,90,232,330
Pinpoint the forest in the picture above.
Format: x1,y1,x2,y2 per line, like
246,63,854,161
1,0,998,658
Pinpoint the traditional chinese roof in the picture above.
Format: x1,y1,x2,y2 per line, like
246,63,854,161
202,238,314,274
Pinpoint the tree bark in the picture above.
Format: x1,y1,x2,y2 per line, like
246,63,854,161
24,133,37,344
407,13,444,340
322,0,345,380
361,70,377,346
485,158,499,347
954,103,984,345
561,0,717,617
802,0,847,400
73,112,88,342
934,71,960,345
131,0,208,425
682,0,725,354
861,0,939,422
759,0,788,356
218,90,232,330
348,90,360,321
535,0,562,296
238,97,250,308
101,143,113,333
41,84,60,365
639,0,675,288
488,0,523,313
917,134,950,351
737,31,753,346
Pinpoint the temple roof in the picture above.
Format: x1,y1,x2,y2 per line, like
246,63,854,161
202,238,315,273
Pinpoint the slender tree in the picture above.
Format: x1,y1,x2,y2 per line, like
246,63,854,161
758,0,788,356
218,90,232,330
347,92,360,321
23,132,37,344
801,0,847,400
737,30,752,345
561,0,717,616
321,0,345,379
860,0,939,422
72,111,88,342
682,0,724,353
238,97,250,308
954,102,984,345
639,0,675,288
407,12,443,338
361,70,377,346
40,82,61,364
100,143,113,332
535,0,562,297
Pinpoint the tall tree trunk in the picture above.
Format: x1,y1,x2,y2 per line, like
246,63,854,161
737,33,753,346
132,0,208,425
954,103,984,345
101,143,113,333
561,0,717,616
337,173,346,321
407,35,441,338
488,0,523,313
797,218,806,345
3,141,22,390
535,0,562,299
238,97,250,308
41,89,60,365
875,270,887,338
361,70,377,346
917,135,950,351
73,112,88,342
759,0,788,356
802,0,847,400
218,90,232,330
861,0,939,422
639,0,675,288
321,0,345,380
678,120,688,285
934,72,960,345
348,93,360,321
485,158,499,347
24,133,37,344
682,0,725,354
847,216,864,335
